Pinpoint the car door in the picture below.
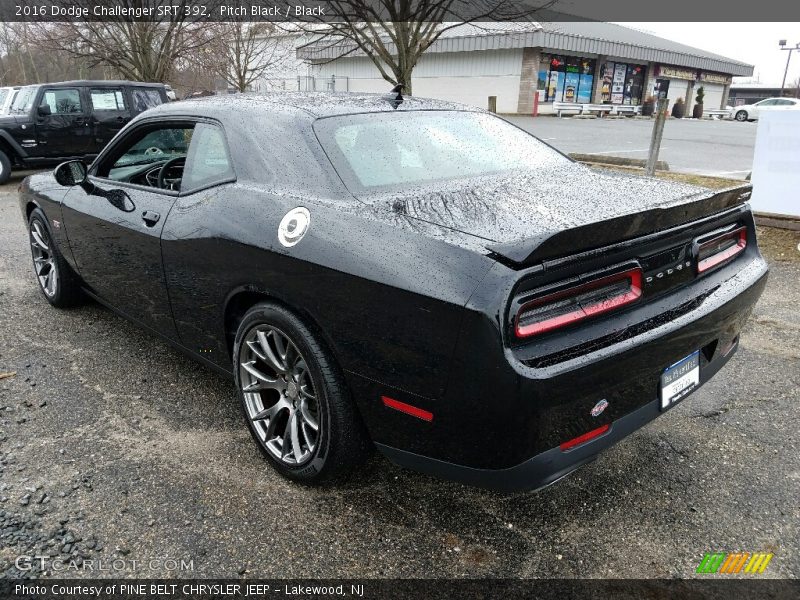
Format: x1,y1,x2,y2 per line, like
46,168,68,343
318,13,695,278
88,86,132,154
35,86,94,157
60,120,195,339
159,121,237,362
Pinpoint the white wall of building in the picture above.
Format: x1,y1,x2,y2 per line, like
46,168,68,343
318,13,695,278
665,79,689,112
311,48,523,113
249,33,311,93
699,83,725,109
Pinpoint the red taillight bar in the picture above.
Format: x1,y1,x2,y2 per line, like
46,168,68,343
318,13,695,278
515,267,642,338
382,396,433,422
697,227,747,273
560,424,610,451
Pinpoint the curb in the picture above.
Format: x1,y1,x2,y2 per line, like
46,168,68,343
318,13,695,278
569,153,670,171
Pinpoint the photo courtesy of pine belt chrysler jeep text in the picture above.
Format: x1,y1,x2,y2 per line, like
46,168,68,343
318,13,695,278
18,91,768,491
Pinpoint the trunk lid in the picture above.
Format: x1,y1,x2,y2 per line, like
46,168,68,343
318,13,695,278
370,165,752,266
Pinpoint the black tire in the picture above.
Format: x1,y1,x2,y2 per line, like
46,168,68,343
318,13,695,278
735,110,748,122
27,208,83,307
233,302,371,484
0,150,11,184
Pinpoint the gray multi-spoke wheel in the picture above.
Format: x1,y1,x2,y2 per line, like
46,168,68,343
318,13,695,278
735,110,748,122
239,325,320,466
27,208,82,308
233,303,371,483
30,219,58,298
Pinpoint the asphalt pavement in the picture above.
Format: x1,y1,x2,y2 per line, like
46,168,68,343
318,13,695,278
507,116,757,180
0,170,797,580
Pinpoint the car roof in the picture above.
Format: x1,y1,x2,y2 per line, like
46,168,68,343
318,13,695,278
18,80,165,88
144,92,480,120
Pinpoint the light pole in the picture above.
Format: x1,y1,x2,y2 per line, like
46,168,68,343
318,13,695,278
779,39,800,97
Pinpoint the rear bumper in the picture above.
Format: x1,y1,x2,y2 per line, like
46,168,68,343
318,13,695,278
368,259,768,492
376,334,737,493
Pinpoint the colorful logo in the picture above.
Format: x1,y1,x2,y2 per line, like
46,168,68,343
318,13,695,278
696,552,774,574
590,399,609,417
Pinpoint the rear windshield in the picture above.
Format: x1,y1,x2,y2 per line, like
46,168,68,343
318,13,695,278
314,110,569,191
11,86,38,113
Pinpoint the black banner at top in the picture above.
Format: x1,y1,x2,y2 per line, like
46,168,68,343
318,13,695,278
1,0,799,22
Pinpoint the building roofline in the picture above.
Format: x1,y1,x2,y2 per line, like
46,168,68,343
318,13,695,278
298,22,753,77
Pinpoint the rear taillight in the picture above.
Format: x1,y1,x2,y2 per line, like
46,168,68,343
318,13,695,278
515,267,642,338
560,424,610,451
697,227,747,274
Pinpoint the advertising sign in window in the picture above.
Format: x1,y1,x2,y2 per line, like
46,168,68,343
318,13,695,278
612,63,626,104
601,63,614,102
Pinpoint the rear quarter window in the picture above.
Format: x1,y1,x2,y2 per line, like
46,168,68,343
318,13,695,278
130,88,164,114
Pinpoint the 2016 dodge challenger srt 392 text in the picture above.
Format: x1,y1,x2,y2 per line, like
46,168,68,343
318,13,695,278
19,92,767,492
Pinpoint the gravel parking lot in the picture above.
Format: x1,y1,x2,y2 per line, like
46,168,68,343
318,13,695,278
0,170,798,580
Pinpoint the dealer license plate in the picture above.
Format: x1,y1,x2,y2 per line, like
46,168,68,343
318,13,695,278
660,351,700,410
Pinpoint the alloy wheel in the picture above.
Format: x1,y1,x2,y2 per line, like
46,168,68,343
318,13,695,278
239,325,320,466
30,220,58,297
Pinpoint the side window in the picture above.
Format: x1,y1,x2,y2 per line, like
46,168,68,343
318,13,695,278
181,123,234,190
95,125,194,182
40,88,83,114
130,88,163,114
90,88,126,111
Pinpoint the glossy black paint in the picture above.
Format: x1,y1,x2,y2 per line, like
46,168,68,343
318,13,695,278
19,93,768,491
0,80,167,169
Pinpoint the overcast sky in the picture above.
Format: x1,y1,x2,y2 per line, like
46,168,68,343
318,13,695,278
618,23,800,86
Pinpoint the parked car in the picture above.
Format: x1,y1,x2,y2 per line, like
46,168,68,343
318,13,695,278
0,86,20,115
0,80,168,183
18,93,768,491
731,97,800,121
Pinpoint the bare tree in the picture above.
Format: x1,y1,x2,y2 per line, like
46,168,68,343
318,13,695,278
197,21,294,92
0,21,104,85
32,0,213,82
295,0,552,95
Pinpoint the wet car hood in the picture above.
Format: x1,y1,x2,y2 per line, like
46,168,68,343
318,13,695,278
365,164,751,265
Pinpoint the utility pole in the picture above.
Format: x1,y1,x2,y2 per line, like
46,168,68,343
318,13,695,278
779,40,800,97
645,97,668,177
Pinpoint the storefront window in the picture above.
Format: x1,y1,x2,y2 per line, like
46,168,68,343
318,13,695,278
540,54,595,103
601,61,645,105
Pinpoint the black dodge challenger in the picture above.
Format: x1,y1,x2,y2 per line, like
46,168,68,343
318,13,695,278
19,93,768,491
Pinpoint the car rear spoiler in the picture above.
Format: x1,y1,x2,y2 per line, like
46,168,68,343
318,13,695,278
485,185,753,268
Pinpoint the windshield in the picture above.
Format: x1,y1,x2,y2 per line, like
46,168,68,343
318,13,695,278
314,111,570,191
11,86,39,113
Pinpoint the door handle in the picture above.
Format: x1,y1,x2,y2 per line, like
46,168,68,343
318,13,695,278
142,210,160,226
116,116,125,122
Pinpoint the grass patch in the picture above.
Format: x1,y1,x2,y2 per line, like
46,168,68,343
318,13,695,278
588,163,744,190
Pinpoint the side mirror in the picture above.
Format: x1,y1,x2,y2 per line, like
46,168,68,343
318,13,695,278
37,104,51,117
54,160,87,186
